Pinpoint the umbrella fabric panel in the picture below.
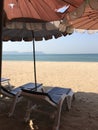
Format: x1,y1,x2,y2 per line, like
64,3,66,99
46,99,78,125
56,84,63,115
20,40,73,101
89,0,98,10
4,0,85,23
69,5,98,31
67,0,98,32
4,0,67,22
61,0,84,12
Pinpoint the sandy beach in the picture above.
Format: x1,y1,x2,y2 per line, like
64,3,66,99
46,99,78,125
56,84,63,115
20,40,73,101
0,61,98,130
2,61,98,92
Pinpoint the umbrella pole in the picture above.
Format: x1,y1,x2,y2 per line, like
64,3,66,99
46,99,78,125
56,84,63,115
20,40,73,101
32,33,37,91
0,0,4,86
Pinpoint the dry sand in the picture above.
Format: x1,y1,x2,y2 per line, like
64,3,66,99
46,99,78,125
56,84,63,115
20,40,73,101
0,61,98,130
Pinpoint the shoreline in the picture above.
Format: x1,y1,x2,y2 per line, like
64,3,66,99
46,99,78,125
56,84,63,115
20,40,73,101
2,53,98,62
2,60,98,62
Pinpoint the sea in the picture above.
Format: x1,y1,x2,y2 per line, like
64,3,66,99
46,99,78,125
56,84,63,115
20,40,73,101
2,54,98,62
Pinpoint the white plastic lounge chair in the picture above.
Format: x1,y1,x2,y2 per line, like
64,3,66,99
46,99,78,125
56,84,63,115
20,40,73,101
21,87,74,130
0,81,43,117
0,78,12,90
1,78,10,83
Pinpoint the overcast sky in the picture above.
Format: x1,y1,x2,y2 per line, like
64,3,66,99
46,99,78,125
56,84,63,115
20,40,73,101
3,31,98,54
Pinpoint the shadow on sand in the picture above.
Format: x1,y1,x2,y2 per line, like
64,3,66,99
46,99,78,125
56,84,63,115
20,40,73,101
0,91,98,130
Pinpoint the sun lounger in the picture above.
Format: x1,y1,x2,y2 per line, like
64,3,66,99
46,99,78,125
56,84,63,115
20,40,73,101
0,78,12,90
1,78,10,83
0,81,43,117
1,82,43,97
21,86,74,130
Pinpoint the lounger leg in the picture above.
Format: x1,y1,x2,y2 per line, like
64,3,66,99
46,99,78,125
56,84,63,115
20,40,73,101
66,96,72,110
24,101,32,122
8,91,21,117
7,81,12,90
66,94,75,110
53,100,63,130
66,91,75,110
24,101,37,122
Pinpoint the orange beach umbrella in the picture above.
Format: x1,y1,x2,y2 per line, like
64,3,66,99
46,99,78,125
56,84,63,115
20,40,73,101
0,0,85,88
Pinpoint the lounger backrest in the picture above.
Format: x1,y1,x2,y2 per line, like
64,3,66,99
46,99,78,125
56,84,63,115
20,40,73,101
22,87,72,104
21,89,57,106
0,86,15,97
